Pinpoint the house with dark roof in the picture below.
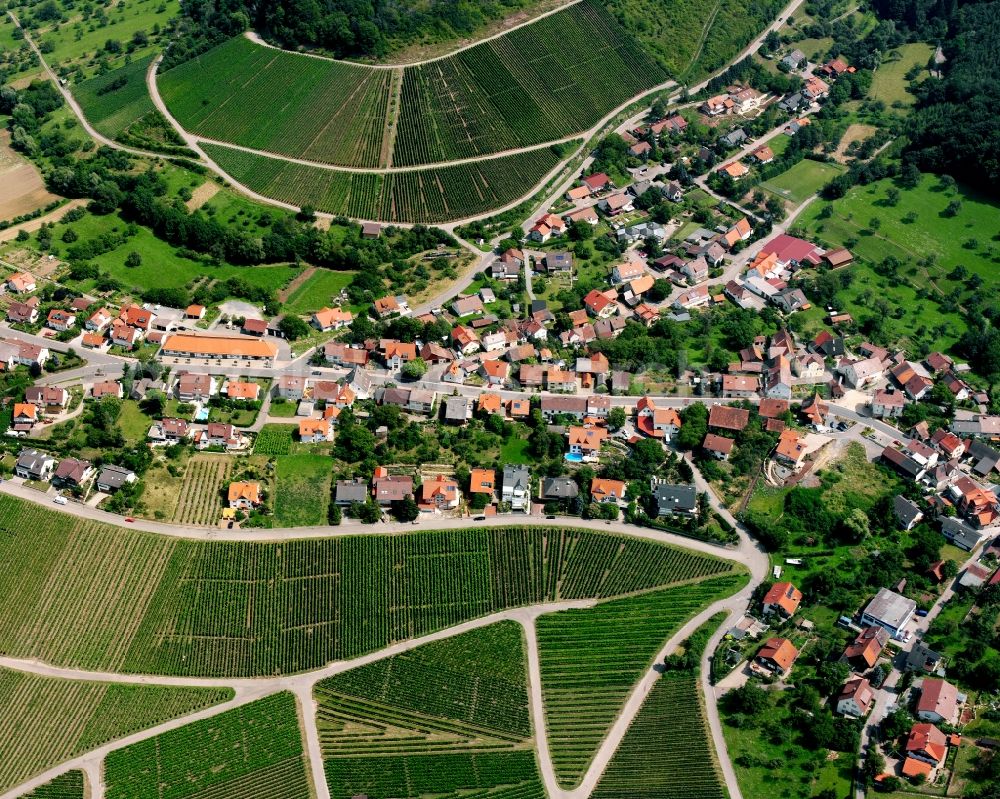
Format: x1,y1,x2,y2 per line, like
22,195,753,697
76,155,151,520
652,482,698,517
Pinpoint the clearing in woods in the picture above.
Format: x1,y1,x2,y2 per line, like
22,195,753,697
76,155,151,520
0,130,60,220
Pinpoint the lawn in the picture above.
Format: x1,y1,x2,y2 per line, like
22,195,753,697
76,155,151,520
116,400,154,445
282,269,356,315
273,454,332,526
500,436,533,465
268,399,298,418
762,159,845,205
869,43,935,107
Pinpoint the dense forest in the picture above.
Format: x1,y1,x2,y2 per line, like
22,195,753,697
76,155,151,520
162,0,542,66
870,0,1000,193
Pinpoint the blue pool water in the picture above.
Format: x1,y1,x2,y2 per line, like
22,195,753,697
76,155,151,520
564,453,583,463
195,407,210,422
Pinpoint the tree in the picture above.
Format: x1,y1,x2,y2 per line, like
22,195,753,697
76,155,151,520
278,314,310,340
401,357,427,380
125,251,142,268
675,402,708,450
391,495,419,522
727,683,768,716
608,406,627,430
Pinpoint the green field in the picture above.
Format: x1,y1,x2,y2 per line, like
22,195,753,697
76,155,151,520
159,0,665,169
202,141,568,223
537,576,746,787
282,269,356,315
0,495,738,676
762,159,845,205
798,173,1000,352
274,453,333,526
869,43,935,106
317,623,542,799
105,692,310,799
0,668,231,793
20,771,85,799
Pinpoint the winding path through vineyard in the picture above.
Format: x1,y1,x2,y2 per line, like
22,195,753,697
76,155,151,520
0,499,766,799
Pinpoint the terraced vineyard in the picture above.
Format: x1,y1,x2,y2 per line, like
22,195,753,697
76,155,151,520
537,574,746,787
19,771,85,799
157,36,392,168
104,692,310,799
316,623,544,799
0,496,739,676
201,142,567,223
0,668,231,793
170,454,230,525
158,0,665,172
589,673,726,799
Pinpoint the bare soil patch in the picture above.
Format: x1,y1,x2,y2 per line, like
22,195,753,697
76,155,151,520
0,199,86,244
832,123,878,164
185,181,221,211
0,131,61,220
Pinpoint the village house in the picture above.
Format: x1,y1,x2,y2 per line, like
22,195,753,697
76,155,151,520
324,342,369,368
176,372,216,402
916,678,961,725
708,405,750,432
903,723,948,779
228,481,261,510
591,478,627,505
224,380,261,402
469,469,496,502
635,397,681,440
419,475,460,512
148,417,191,444
46,309,76,331
7,298,40,325
373,468,413,506
15,448,55,480
871,389,906,418
311,307,353,331
7,272,36,293
860,587,916,640
844,626,889,670
91,380,123,400
25,385,69,411
652,482,697,517
755,637,798,677
762,581,802,618
381,339,418,369
568,426,607,457
53,457,93,488
299,418,333,443
95,464,137,493
702,433,735,460
836,677,874,718
501,465,531,511
194,422,244,450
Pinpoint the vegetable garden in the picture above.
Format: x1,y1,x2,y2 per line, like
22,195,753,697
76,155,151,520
0,496,738,677
104,692,310,799
253,424,294,456
200,142,567,223
0,667,231,793
536,574,746,787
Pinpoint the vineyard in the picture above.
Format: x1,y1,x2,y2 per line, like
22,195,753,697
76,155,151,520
0,667,231,793
170,454,231,525
157,36,392,168
393,0,667,165
253,424,294,456
158,0,665,171
104,692,311,799
73,55,156,139
589,673,726,799
536,575,745,787
0,496,739,676
200,142,567,223
20,771,84,799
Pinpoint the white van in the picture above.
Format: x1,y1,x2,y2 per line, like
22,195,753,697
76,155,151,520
53,496,68,506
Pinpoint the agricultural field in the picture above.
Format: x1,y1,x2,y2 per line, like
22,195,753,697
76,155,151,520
316,623,543,799
273,454,332,526
393,0,666,165
254,424,294,455
537,575,746,786
104,692,310,799
796,172,1000,353
0,495,739,676
170,455,231,526
761,159,845,206
201,141,567,223
72,55,156,139
590,671,726,799
0,668,231,793
20,771,85,799
0,130,61,222
159,0,664,169
157,36,392,168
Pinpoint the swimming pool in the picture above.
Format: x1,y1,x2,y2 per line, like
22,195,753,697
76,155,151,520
564,452,583,463
195,407,210,422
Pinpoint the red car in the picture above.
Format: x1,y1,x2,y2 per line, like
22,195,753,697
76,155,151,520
124,517,135,523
